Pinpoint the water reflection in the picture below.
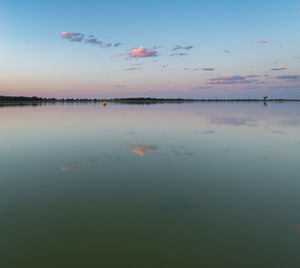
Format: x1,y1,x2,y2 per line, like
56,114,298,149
130,144,157,156
1,102,300,268
203,130,215,135
208,116,256,126
271,130,286,135
171,145,194,157
61,160,83,171
61,154,122,171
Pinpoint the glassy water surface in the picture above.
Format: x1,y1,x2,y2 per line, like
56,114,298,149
0,102,300,267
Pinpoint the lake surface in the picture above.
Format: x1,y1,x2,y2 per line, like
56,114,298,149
0,102,300,267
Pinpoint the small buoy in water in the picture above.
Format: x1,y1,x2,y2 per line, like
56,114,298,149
102,101,107,106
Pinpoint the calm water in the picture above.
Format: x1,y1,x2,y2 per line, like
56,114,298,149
0,102,300,267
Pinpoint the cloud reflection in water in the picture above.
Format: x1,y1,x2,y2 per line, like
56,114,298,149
61,161,84,172
130,145,157,156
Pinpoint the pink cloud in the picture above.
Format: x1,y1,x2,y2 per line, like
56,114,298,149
128,47,158,58
112,47,158,60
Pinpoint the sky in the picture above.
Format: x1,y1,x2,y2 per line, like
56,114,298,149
1,0,300,98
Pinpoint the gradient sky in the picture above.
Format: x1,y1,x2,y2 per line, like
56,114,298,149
1,0,300,98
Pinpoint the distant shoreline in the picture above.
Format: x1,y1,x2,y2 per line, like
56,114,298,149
1,96,300,105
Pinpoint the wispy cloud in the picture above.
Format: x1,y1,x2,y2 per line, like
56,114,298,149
60,32,122,48
170,53,188,56
172,45,194,51
275,75,300,80
271,67,287,71
114,84,127,88
192,86,211,90
185,45,194,50
113,43,123,47
124,67,142,71
224,50,230,53
133,63,143,66
206,75,258,85
247,75,260,78
85,36,103,46
60,32,84,42
256,40,268,45
202,68,215,71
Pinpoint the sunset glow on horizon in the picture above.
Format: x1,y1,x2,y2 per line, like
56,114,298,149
1,0,300,98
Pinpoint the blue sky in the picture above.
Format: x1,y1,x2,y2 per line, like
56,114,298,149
1,0,300,98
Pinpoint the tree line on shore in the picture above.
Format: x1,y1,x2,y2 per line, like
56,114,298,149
0,95,298,103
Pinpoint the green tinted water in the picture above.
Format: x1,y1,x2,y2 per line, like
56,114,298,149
0,102,299,267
